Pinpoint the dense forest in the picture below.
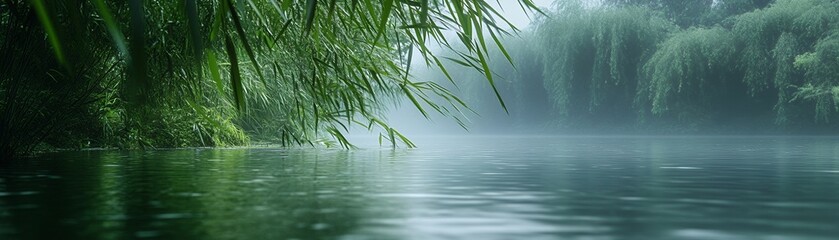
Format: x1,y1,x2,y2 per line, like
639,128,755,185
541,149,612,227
0,0,541,159
442,0,839,134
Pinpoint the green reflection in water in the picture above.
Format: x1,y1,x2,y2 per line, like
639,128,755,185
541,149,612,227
1,137,838,239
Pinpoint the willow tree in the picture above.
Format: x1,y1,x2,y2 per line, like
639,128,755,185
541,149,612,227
413,0,839,134
537,2,675,127
0,0,542,158
793,33,839,123
640,27,738,125
733,0,839,127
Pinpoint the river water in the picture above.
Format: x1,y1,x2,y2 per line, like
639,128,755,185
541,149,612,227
1,136,838,239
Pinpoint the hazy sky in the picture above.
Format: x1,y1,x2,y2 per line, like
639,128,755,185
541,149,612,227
495,0,555,29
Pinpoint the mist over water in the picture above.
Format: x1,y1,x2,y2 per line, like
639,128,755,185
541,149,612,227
366,0,554,137
3,136,839,239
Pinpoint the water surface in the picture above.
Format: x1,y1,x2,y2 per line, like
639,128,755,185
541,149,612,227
1,136,838,239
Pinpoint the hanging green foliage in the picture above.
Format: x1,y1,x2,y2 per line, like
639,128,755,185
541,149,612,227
733,0,816,94
771,32,804,126
451,0,839,133
793,33,839,122
641,27,737,122
0,0,542,158
730,0,839,125
434,32,549,132
537,3,675,124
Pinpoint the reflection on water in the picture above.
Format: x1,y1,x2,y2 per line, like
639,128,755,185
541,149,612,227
1,136,839,239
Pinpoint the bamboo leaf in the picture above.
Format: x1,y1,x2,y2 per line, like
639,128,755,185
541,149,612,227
271,19,293,47
432,56,457,86
30,0,67,67
388,128,395,147
476,47,508,113
224,33,246,112
210,0,230,41
207,51,225,94
420,0,429,25
186,0,203,59
326,127,356,149
226,0,267,86
92,0,128,57
401,83,429,118
305,0,318,33
398,23,441,29
374,0,394,43
453,0,471,39
489,29,515,68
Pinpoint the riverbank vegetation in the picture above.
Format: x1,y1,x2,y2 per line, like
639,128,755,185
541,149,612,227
0,0,541,159
5,0,839,158
444,0,839,134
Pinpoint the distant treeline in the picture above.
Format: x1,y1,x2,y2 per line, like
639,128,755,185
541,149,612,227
439,0,839,134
